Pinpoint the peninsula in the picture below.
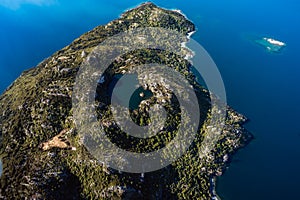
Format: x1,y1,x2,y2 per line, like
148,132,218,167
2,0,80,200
0,3,252,199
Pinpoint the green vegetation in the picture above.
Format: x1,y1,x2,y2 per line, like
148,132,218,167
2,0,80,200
0,2,252,199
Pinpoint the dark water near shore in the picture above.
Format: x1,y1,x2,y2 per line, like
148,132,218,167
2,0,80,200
0,0,299,199
108,74,153,110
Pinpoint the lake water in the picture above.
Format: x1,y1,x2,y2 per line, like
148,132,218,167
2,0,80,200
0,0,299,199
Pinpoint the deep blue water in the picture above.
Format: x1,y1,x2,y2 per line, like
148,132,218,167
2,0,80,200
1,0,300,199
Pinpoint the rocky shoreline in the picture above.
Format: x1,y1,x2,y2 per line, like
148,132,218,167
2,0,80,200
0,159,2,177
0,2,252,199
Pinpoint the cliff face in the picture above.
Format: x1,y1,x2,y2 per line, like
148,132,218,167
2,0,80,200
0,3,252,199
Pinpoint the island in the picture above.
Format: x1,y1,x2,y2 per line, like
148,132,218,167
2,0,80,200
0,3,253,199
255,37,286,52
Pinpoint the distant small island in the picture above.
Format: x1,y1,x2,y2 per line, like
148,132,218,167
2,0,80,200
255,37,286,52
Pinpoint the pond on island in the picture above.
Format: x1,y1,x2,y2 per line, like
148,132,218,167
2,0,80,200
107,74,153,110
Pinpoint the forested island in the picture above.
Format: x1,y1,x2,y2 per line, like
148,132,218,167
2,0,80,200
0,3,252,199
